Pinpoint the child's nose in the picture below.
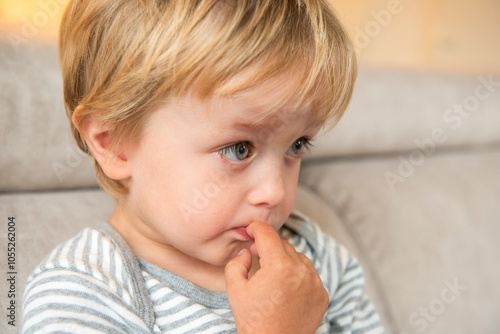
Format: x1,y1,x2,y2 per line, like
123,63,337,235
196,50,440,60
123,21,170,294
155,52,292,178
247,162,286,208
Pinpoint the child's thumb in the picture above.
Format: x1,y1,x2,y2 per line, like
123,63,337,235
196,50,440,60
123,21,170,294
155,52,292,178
225,249,252,290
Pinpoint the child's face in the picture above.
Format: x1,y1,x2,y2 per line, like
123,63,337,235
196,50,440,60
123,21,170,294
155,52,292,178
120,76,322,267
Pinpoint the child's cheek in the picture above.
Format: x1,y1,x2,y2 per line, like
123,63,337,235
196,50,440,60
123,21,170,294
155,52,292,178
176,173,236,224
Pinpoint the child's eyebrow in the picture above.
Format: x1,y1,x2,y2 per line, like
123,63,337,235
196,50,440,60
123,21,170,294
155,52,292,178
210,122,267,140
231,121,268,131
227,116,295,133
216,115,321,139
225,107,311,131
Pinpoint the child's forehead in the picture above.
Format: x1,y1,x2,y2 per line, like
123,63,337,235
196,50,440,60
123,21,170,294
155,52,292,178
203,70,320,123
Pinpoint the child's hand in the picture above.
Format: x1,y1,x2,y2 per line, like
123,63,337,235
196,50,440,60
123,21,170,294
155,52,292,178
225,221,329,334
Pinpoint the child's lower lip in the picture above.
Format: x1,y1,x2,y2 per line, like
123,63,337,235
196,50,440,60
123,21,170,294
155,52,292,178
232,227,254,240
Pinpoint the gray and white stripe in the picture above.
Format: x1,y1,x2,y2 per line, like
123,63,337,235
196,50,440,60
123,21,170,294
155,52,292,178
22,212,384,333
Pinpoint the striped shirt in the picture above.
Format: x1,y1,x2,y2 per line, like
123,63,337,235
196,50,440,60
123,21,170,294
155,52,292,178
21,211,384,333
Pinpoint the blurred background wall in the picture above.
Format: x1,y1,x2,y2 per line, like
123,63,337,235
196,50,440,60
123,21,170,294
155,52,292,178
1,0,499,74
332,0,500,74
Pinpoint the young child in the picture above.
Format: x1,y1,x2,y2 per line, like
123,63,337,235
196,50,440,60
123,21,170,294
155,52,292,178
22,0,384,333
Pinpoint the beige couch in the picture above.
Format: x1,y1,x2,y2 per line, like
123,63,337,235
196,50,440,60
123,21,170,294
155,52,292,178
1,35,499,334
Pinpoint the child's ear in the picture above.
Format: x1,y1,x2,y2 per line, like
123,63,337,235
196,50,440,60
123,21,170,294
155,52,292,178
72,105,131,181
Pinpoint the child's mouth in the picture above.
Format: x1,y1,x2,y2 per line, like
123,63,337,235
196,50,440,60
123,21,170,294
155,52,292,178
232,227,254,241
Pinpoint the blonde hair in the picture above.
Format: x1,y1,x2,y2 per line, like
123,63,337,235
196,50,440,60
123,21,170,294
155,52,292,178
59,0,357,198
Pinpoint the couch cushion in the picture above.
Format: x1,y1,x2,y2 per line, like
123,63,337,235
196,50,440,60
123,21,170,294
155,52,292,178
299,148,500,334
0,188,114,333
294,186,391,331
305,68,500,160
0,37,97,192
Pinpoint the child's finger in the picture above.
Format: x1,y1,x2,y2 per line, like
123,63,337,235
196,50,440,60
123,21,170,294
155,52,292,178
246,221,285,259
281,239,302,260
224,248,252,290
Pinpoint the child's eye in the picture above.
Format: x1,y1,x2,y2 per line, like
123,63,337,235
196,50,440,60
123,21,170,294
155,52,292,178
286,137,311,157
220,142,252,161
